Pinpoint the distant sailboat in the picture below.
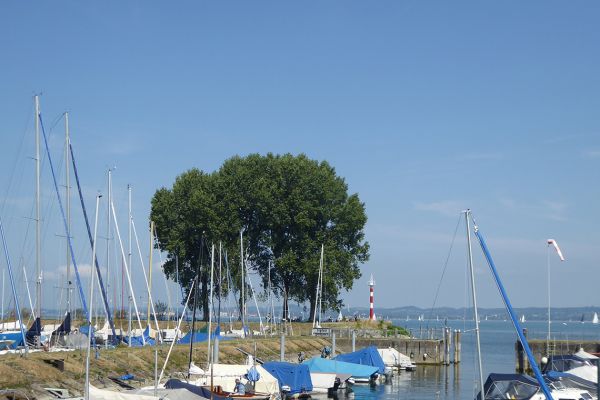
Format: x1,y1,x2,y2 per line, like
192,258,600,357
520,315,526,323
592,313,599,324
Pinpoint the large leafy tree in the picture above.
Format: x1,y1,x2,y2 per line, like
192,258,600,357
150,154,369,321
151,169,218,321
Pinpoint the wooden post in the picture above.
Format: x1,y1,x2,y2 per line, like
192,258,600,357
280,334,285,361
444,327,452,366
454,330,461,363
517,328,528,373
352,330,356,352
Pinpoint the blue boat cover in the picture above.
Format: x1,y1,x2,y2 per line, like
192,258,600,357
333,346,386,374
303,357,379,379
545,370,596,391
123,326,155,347
478,373,539,400
0,318,43,349
26,317,42,346
79,324,94,337
263,361,312,395
178,331,209,344
53,312,71,335
0,331,24,349
178,329,235,344
542,354,592,373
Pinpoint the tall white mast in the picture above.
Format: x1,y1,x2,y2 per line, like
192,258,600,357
466,210,484,396
65,112,71,315
34,95,42,321
312,244,324,328
85,194,101,400
128,184,132,343
547,243,551,356
106,169,112,321
110,201,145,345
240,229,245,331
207,244,214,369
319,244,324,326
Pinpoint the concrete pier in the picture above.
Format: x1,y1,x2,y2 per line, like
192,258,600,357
515,338,600,373
336,337,446,365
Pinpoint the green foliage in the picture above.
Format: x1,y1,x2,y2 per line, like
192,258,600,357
150,153,370,321
386,324,410,337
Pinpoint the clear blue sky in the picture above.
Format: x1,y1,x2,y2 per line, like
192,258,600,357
1,2,599,317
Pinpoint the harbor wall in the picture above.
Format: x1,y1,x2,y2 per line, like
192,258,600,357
515,337,600,373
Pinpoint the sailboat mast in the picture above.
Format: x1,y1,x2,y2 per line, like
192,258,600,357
472,215,554,400
465,210,484,397
148,221,154,326
546,243,551,356
319,243,324,325
85,194,101,400
65,112,71,316
34,95,42,321
128,185,132,344
110,201,145,345
207,244,214,368
188,237,202,379
312,244,323,328
106,169,112,320
218,241,222,330
240,229,245,331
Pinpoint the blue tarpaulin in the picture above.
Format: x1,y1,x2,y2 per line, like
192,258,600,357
79,324,94,337
333,346,386,374
0,331,24,349
123,326,155,347
178,329,236,344
303,356,379,380
178,331,209,344
263,361,312,395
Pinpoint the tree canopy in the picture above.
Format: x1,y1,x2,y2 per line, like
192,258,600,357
150,153,369,321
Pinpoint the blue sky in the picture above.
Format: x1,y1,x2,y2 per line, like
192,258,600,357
1,2,599,318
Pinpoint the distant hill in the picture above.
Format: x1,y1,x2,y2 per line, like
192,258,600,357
328,305,600,323
38,305,600,323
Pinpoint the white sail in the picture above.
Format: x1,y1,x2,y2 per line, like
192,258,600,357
520,315,526,323
592,312,598,324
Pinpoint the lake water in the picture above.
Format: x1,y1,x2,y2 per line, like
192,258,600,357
332,319,600,400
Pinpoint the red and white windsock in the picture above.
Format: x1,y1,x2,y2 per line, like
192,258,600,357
369,274,375,320
547,239,565,261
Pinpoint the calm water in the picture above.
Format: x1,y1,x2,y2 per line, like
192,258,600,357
332,319,600,400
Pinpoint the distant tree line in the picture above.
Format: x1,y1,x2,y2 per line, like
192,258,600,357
150,153,369,321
